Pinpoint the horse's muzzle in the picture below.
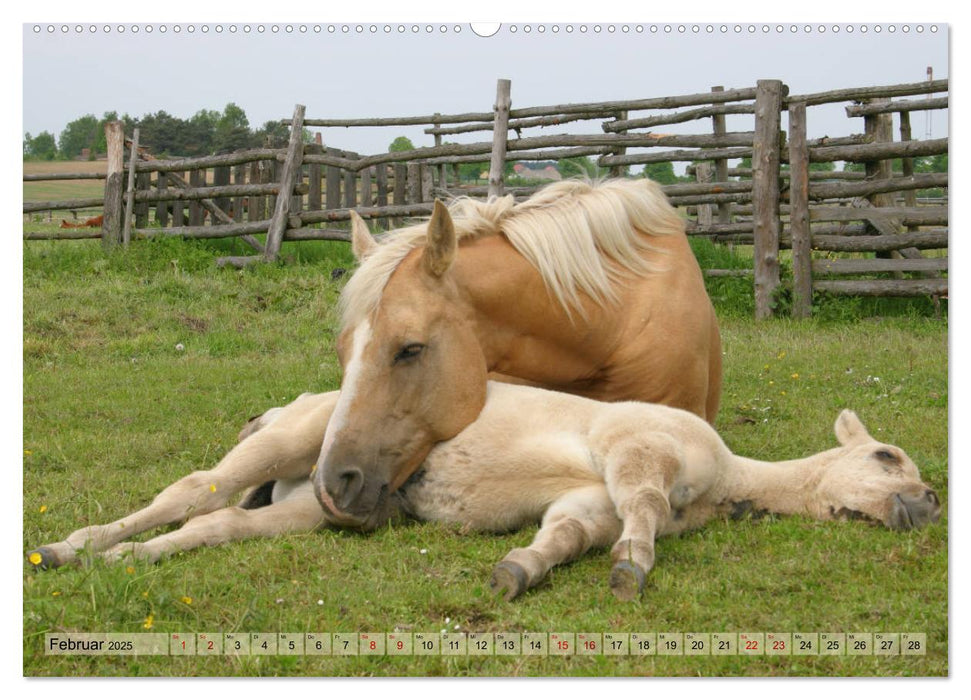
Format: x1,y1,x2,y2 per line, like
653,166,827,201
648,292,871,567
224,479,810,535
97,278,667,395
313,459,390,530
888,489,941,530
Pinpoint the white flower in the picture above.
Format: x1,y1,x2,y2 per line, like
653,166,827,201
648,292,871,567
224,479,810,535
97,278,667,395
175,343,185,352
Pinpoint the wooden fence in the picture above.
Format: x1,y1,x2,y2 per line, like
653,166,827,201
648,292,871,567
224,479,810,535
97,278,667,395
24,77,948,317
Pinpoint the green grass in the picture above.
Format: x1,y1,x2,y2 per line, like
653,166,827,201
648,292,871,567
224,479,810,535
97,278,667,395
23,238,948,677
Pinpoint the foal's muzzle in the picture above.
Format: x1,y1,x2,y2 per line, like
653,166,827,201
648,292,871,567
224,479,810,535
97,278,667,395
888,489,941,530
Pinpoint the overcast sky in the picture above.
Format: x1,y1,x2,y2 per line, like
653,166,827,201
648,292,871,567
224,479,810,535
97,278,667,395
22,21,948,162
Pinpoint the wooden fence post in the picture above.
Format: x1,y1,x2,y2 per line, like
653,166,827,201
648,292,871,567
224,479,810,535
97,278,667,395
751,79,784,320
694,162,713,228
101,121,125,249
122,127,139,247
488,78,512,198
711,86,733,225
788,101,812,318
264,103,306,261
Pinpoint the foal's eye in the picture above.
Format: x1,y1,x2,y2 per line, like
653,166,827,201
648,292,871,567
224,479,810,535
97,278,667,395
393,343,426,364
873,449,900,466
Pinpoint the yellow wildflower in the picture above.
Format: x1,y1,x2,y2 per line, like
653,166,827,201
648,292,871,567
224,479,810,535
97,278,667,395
126,566,135,575
24,450,32,456
28,552,42,566
209,484,217,493
791,373,800,380
181,596,193,605
143,614,154,629
39,505,47,514
52,591,61,597
777,351,786,360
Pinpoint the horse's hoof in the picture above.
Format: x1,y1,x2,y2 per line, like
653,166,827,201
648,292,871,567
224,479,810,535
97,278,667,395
609,561,646,601
490,561,528,601
27,547,60,570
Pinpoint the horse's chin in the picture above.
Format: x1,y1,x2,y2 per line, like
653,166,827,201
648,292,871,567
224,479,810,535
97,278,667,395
317,483,391,532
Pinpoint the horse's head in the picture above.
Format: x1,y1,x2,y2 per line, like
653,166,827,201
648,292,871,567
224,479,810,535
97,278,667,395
817,410,941,530
312,203,488,527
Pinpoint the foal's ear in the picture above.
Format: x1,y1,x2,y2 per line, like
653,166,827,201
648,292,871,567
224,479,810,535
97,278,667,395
349,210,378,261
421,199,457,278
834,409,873,446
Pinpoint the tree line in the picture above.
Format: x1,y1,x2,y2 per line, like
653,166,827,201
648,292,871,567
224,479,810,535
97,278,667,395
23,103,296,161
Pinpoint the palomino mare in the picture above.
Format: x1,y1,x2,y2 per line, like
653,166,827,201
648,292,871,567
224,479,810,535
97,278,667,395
315,178,721,526
29,384,940,601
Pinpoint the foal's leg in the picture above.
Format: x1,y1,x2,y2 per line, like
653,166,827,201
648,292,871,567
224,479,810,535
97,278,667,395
29,392,338,568
489,485,621,601
101,483,327,564
601,432,680,601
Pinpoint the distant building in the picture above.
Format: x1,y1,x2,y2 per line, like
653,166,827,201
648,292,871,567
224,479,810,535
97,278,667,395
512,162,562,181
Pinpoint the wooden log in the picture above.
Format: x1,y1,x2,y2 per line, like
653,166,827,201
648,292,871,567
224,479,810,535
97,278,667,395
419,146,610,166
812,257,947,275
752,79,785,320
375,164,388,207
264,160,277,231
131,182,306,204
134,171,151,229
248,162,264,221
24,228,102,240
846,96,948,117
325,150,342,210
133,148,281,173
810,230,947,252
264,104,306,261
808,137,947,163
710,87,733,227
134,219,272,240
809,206,947,226
428,111,609,136
488,78,512,198
432,114,446,189
24,197,105,214
812,279,947,297
101,121,125,249
785,79,948,107
420,165,434,202
233,164,247,220
694,163,714,228
609,110,628,178
343,170,357,208
121,128,140,246
172,171,185,227
808,172,946,200
406,163,422,204
188,170,204,226
156,172,169,227
662,180,752,197
600,146,753,167
282,228,352,242
604,102,756,132
393,163,407,205
360,167,373,208
299,202,435,225
24,172,108,181
787,102,812,319
212,165,231,221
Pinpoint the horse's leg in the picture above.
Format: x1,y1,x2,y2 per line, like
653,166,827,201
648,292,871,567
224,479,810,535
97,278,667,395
101,483,327,564
29,392,338,569
601,432,679,601
489,484,620,601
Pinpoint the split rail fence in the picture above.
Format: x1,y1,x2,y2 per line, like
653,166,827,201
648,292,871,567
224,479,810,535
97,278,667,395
24,77,948,318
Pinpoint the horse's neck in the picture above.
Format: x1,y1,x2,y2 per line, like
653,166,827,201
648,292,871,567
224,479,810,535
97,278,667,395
716,448,840,518
454,236,619,391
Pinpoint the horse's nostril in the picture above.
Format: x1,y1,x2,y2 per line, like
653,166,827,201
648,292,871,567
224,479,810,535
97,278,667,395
335,468,365,509
926,490,939,506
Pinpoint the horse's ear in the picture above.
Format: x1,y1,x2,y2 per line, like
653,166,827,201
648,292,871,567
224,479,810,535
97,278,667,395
349,211,378,261
834,409,872,446
421,199,457,278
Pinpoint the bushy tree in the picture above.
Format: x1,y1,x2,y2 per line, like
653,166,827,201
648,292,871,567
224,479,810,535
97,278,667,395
24,131,58,160
389,136,415,153
58,114,101,159
642,162,677,185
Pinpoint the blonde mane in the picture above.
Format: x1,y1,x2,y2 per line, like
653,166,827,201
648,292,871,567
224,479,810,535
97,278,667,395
338,177,684,326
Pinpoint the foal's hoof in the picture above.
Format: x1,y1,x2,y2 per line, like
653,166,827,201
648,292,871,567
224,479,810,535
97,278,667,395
609,561,646,601
490,561,529,601
27,547,60,570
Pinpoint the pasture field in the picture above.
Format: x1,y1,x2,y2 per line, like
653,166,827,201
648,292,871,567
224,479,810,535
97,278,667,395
22,236,947,677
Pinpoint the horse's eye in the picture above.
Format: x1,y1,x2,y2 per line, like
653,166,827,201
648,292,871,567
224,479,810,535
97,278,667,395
873,449,899,465
393,343,426,364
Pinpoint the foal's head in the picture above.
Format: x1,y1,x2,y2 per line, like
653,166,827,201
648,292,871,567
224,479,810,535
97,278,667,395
312,204,488,527
816,410,941,530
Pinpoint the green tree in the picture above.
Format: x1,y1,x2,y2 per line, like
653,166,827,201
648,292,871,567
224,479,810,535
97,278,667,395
58,114,101,159
557,156,602,179
213,103,252,153
642,162,677,185
254,120,291,148
389,136,416,153
24,131,58,160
